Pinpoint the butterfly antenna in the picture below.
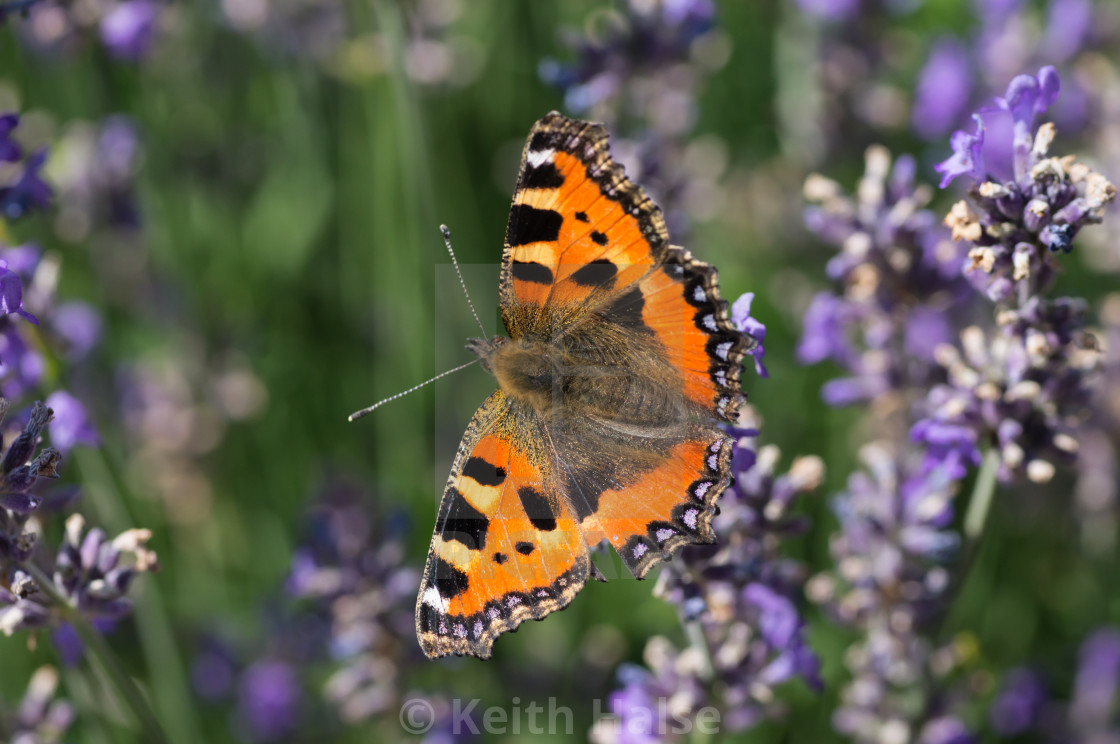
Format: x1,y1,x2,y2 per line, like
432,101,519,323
348,358,480,422
441,224,489,339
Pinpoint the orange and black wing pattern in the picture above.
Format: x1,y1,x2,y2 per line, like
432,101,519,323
500,111,747,421
415,392,591,659
417,112,751,660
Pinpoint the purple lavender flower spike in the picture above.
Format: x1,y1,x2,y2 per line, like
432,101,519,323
935,115,986,188
46,391,100,452
100,0,161,60
0,113,21,163
732,293,768,378
912,39,973,141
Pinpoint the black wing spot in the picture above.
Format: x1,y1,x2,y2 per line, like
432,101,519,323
589,230,608,246
493,552,508,565
523,162,565,190
604,286,648,331
443,488,489,550
575,211,589,223
570,258,617,289
508,205,562,246
515,541,535,555
463,457,506,487
510,260,554,285
517,486,558,531
433,556,470,598
529,132,553,152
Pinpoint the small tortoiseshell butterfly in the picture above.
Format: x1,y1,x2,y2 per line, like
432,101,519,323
416,112,748,659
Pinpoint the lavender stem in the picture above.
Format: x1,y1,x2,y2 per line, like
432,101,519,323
965,449,1001,541
23,561,167,744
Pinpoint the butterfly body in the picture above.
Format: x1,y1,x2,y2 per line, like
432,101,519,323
416,113,749,659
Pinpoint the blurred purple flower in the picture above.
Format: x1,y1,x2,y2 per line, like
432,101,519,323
0,262,37,324
935,115,986,188
0,148,52,220
0,113,20,163
540,0,725,239
732,293,768,378
797,292,856,367
913,39,973,141
0,325,45,398
237,659,301,742
800,147,971,407
795,0,861,22
989,668,1047,736
45,391,99,452
1043,0,1093,62
1070,627,1120,730
2,666,75,742
51,302,103,359
100,0,160,60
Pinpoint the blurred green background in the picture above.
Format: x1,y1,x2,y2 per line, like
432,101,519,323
1,0,1117,742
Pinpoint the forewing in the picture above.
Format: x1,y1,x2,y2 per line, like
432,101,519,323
500,112,669,338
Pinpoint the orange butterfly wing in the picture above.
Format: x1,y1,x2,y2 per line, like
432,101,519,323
416,392,591,659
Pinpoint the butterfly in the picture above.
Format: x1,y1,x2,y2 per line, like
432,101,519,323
416,112,748,659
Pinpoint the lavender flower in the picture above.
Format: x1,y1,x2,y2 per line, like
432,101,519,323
912,313,1098,483
809,448,975,744
0,666,75,743
0,114,20,162
596,411,824,739
732,293,768,378
989,668,1047,736
934,116,986,189
99,0,161,60
0,401,157,636
912,39,973,141
0,147,52,220
986,628,1120,742
236,659,302,742
541,0,727,238
918,68,1114,484
286,482,420,723
794,0,862,22
45,391,99,452
800,145,972,407
0,262,38,323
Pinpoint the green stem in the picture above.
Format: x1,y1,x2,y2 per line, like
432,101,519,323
684,619,715,683
964,449,1001,542
74,447,201,744
23,562,167,743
